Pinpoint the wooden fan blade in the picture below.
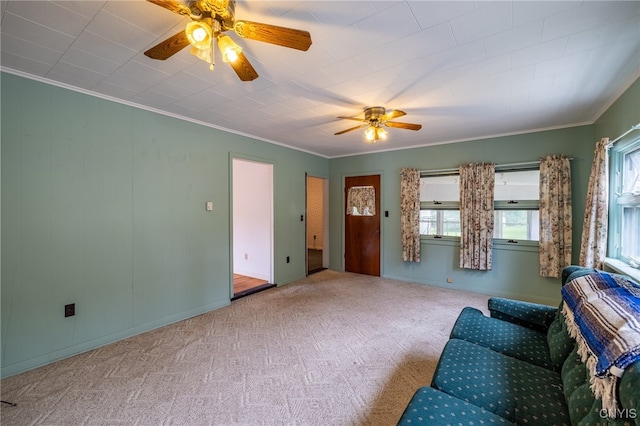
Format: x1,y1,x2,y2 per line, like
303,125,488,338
144,31,190,60
335,124,367,135
146,0,191,16
380,109,406,122
234,20,312,51
229,52,259,81
337,116,368,122
384,121,422,131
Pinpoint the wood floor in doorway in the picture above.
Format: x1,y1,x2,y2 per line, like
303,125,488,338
234,274,267,293
232,274,275,301
307,249,325,274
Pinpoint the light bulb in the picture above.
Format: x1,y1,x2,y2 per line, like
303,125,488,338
365,126,376,142
192,27,208,42
186,21,213,50
224,48,238,63
217,35,242,63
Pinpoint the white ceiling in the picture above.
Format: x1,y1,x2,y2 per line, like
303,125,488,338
1,1,639,158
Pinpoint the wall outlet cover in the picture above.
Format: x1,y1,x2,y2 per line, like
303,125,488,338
65,303,75,317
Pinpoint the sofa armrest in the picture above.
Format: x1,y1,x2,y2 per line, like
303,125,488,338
488,297,557,332
398,386,515,425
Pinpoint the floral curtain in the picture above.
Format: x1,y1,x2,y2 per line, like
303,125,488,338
539,155,572,277
459,163,495,270
346,186,376,216
400,168,421,262
579,138,609,269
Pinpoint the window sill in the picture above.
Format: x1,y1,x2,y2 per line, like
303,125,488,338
493,238,538,248
419,236,538,252
604,258,640,283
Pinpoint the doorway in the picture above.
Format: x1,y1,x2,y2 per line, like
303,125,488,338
306,175,328,275
344,174,381,276
231,158,275,299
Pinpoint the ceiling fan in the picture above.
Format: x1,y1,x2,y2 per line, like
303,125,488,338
335,107,422,142
144,0,312,81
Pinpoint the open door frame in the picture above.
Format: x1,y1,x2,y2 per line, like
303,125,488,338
305,173,329,275
230,155,275,299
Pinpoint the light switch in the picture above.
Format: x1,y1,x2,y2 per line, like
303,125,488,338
206,201,213,211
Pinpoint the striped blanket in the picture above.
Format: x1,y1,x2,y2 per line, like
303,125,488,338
561,270,640,416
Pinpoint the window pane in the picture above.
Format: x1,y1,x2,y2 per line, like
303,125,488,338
623,147,640,194
420,210,460,236
442,210,461,236
420,175,459,202
494,170,539,201
494,210,539,240
420,210,437,235
622,206,640,262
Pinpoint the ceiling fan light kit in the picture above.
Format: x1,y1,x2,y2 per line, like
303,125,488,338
336,106,422,143
365,125,388,143
144,0,312,81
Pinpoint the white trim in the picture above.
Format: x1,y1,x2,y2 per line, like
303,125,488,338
591,67,640,124
604,258,640,283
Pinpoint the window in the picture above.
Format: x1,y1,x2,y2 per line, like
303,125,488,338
419,175,460,236
610,139,640,266
420,168,540,241
493,170,540,241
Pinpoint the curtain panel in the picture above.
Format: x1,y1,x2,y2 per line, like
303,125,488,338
539,155,572,278
579,138,609,269
400,168,421,262
459,163,495,270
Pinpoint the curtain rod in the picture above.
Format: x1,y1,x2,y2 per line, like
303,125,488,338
608,123,640,146
418,158,574,175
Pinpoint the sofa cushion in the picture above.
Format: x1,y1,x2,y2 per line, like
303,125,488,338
546,306,575,370
450,307,555,370
560,346,596,423
431,338,570,425
561,344,640,425
397,386,515,425
618,361,640,421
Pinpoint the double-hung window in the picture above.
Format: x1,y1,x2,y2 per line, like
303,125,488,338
420,167,540,242
419,174,460,237
610,138,640,267
493,170,540,242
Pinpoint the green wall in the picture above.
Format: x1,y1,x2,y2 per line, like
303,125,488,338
1,72,328,378
329,127,596,305
594,77,640,142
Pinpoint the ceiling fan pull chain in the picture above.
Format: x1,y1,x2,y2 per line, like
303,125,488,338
214,37,216,71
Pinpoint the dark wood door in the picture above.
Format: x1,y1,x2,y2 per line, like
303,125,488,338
345,175,381,276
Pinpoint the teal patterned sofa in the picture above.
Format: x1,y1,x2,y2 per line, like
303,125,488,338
398,266,640,425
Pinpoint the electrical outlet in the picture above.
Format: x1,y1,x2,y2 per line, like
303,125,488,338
244,253,248,260
286,256,290,263
65,303,75,317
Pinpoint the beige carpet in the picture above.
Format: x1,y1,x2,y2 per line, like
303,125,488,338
1,270,489,425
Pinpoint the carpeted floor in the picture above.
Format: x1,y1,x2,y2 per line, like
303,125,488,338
0,270,489,425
